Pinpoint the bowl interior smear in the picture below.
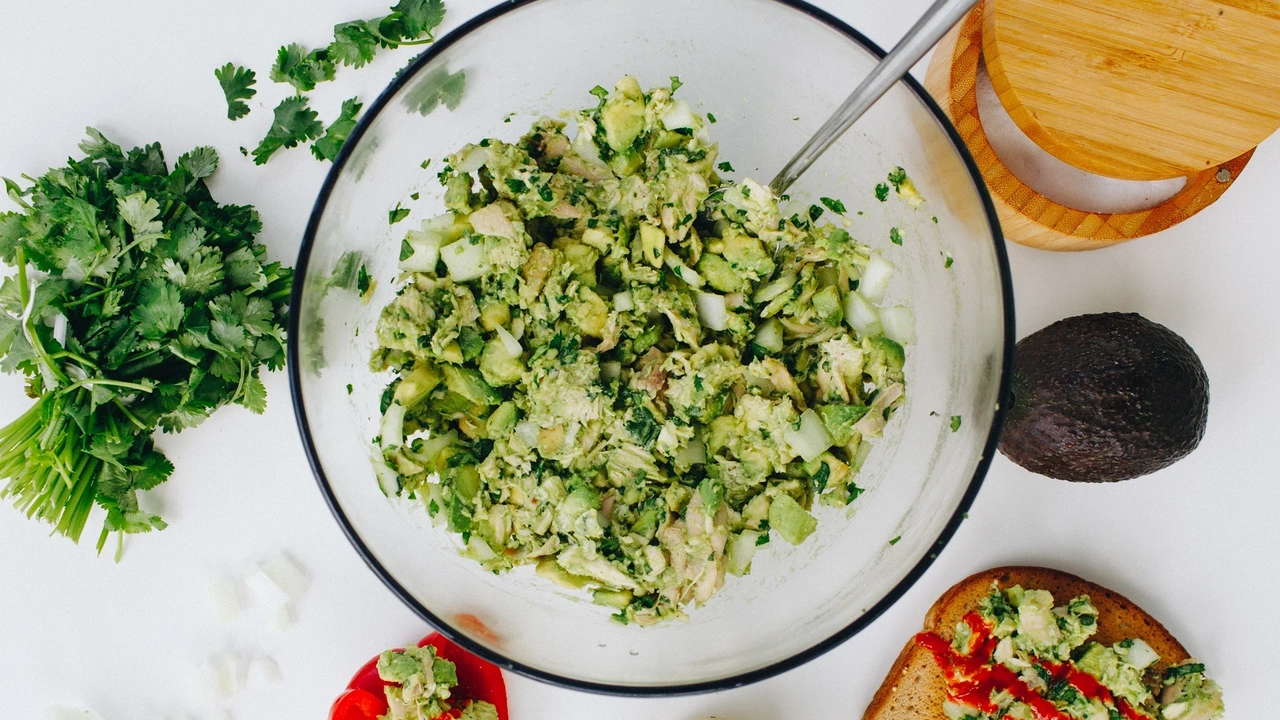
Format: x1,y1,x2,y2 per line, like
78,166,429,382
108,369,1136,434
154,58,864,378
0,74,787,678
294,0,1007,690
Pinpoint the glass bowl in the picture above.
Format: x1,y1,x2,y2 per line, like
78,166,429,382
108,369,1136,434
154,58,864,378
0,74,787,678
289,0,1013,694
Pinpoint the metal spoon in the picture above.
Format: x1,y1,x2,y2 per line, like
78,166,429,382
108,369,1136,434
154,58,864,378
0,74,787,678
769,0,980,195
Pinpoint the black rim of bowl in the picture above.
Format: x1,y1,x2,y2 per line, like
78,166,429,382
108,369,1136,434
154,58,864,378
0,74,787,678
288,0,1015,697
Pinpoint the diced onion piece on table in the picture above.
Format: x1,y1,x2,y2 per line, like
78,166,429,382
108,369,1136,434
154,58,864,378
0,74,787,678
696,292,727,331
785,408,834,462
259,553,308,600
247,656,282,688
843,291,882,338
859,255,894,303
879,305,915,345
245,565,290,609
208,577,240,624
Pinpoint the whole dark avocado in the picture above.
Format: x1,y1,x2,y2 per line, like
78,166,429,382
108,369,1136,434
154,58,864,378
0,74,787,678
999,313,1208,482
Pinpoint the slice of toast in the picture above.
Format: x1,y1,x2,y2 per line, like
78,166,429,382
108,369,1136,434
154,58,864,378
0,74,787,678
863,566,1190,720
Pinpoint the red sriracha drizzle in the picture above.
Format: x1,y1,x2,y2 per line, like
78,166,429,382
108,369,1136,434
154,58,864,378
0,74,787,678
915,613,1153,720
332,632,509,720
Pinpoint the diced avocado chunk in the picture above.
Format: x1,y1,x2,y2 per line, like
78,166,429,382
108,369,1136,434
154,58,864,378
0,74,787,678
592,588,634,609
478,301,510,331
457,327,485,361
639,222,666,268
697,253,745,293
721,230,775,277
478,339,524,387
871,336,905,370
443,365,502,406
486,401,519,439
600,76,646,152
535,557,594,589
811,285,843,327
817,404,871,446
561,242,600,286
768,493,817,545
393,362,443,409
608,150,643,177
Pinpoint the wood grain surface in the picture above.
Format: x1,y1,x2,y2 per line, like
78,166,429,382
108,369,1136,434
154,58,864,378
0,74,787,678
924,4,1253,251
982,0,1280,181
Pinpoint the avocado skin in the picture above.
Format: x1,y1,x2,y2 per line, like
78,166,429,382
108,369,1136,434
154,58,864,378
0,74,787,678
999,313,1208,482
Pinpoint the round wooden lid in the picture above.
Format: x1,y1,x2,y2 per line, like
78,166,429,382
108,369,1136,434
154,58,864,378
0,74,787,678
982,0,1280,180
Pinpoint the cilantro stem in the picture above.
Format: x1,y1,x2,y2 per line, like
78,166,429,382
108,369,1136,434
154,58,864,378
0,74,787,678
58,378,154,395
112,398,147,431
15,248,70,386
49,350,100,371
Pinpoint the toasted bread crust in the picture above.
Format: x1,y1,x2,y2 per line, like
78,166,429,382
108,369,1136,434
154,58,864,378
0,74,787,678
863,566,1191,720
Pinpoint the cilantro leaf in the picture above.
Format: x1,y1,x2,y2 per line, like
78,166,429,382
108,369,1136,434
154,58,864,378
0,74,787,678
240,373,268,414
329,20,381,69
874,183,890,202
717,161,734,173
312,97,363,162
403,65,466,116
820,196,846,214
270,44,336,93
890,227,903,245
177,146,219,181
388,0,446,41
389,203,410,224
132,280,185,338
950,415,962,432
252,96,324,165
214,63,257,120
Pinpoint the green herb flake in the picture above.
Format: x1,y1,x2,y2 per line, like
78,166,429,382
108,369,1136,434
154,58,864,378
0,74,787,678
347,383,354,395
717,161,734,173
707,112,717,123
950,415,962,432
670,75,683,93
944,253,954,269
890,227,903,245
820,197,846,214
874,183,890,202
889,535,901,546
389,204,411,225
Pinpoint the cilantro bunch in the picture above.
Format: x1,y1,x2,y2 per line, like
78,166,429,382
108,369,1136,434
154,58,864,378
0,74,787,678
0,129,292,558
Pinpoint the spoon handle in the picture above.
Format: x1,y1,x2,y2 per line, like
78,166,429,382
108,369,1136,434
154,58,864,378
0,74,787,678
769,0,980,195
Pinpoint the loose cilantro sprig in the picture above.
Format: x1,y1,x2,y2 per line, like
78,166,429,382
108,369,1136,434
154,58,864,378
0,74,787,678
312,97,364,162
270,43,336,93
252,96,324,165
214,63,257,120
0,130,292,558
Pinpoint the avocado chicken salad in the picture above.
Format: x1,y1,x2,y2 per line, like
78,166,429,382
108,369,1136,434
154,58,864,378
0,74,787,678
369,77,912,624
923,585,1224,720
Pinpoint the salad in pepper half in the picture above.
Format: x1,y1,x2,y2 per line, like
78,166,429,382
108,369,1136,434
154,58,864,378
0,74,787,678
370,77,912,624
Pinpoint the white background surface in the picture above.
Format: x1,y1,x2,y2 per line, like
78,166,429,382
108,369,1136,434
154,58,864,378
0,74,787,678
0,1,1275,718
